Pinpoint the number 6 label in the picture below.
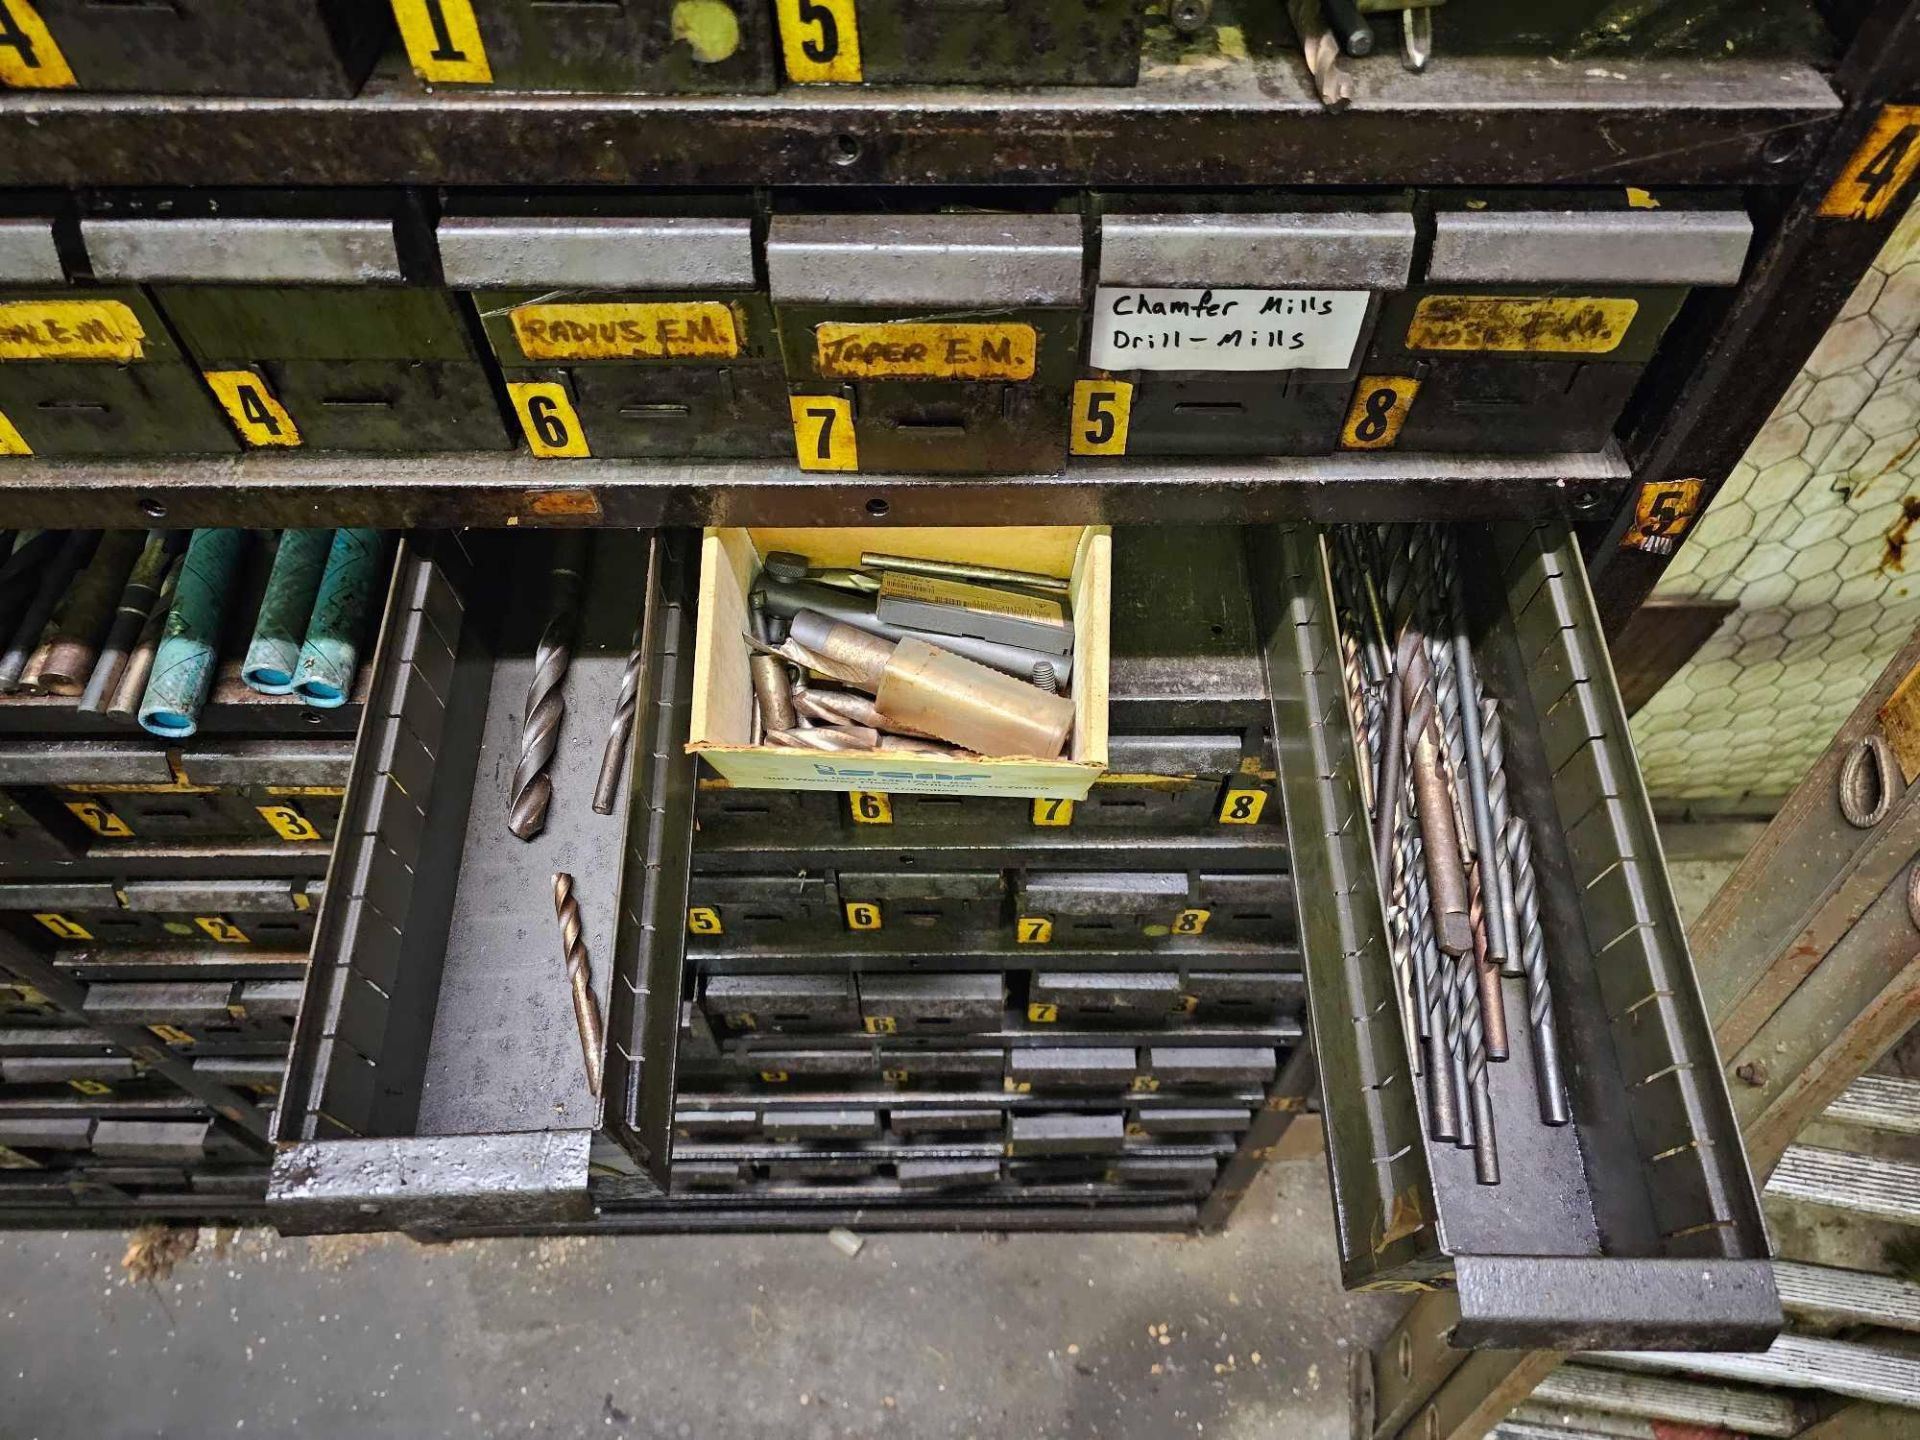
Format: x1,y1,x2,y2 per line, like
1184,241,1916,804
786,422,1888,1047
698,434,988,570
776,0,862,83
789,395,857,471
508,382,591,458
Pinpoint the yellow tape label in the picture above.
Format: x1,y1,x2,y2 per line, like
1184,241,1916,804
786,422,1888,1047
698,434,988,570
1620,478,1705,557
1821,106,1920,221
882,1067,910,1083
64,799,133,838
33,912,90,940
204,370,302,448
195,916,250,945
1341,376,1419,450
775,0,861,82
509,302,740,361
850,791,892,824
256,804,323,842
845,900,882,931
1218,788,1267,825
1032,797,1074,827
760,1069,789,1083
1407,296,1638,355
392,0,493,84
687,906,724,936
815,323,1036,381
863,1015,896,1034
1026,1002,1058,1024
789,395,857,472
508,381,592,459
0,301,146,362
0,1143,38,1169
67,1077,111,1096
1172,907,1211,936
0,0,76,89
1016,916,1053,944
0,406,30,456
150,1024,195,1046
1069,379,1132,456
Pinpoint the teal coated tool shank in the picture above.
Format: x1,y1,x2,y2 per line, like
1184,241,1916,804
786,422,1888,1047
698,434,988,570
242,529,333,694
138,528,248,739
294,528,383,709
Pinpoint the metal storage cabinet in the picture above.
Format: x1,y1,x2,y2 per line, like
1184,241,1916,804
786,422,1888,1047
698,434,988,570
771,0,1145,87
0,218,236,458
442,214,790,459
81,215,513,455
0,0,391,96
768,213,1085,475
1352,192,1753,455
1079,198,1417,458
390,0,776,93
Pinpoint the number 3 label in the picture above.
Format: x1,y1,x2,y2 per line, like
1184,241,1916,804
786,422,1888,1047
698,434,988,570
1069,379,1132,456
508,382,591,458
790,395,857,471
776,0,862,83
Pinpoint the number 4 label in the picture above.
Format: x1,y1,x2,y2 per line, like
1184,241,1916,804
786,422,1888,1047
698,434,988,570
790,395,857,471
508,382,591,458
0,0,76,88
204,371,302,448
776,0,862,83
1822,106,1920,222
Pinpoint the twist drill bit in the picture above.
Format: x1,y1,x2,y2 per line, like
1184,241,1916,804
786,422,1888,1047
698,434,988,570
1460,945,1500,1183
1401,634,1472,956
1288,0,1354,109
552,872,605,1097
1402,806,1461,1143
1505,814,1571,1126
592,623,644,816
1468,857,1510,1062
509,533,592,841
1440,547,1515,974
1480,697,1525,979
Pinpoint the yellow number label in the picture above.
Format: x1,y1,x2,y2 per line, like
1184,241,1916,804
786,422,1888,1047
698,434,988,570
1620,478,1705,557
195,916,250,944
0,301,145,361
1407,296,1638,355
64,799,133,837
1004,1077,1032,1093
204,370,302,448
0,406,30,456
850,791,892,824
1131,1075,1160,1093
1172,907,1211,936
845,901,882,931
256,804,322,842
508,381,591,459
687,906,724,936
723,1012,758,1030
392,0,493,84
0,0,75,88
863,1015,897,1034
1017,916,1053,944
67,1077,111,1095
1341,377,1419,450
759,1069,789,1083
510,303,739,361
882,1067,910,1083
790,395,857,472
0,1144,37,1170
815,323,1034,381
1218,788,1267,825
1069,379,1132,456
33,912,91,940
1026,1002,1059,1024
775,0,862,83
1032,797,1074,827
149,1024,195,1046
1821,105,1920,221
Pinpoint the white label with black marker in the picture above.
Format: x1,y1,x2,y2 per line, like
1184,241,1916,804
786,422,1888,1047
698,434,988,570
1089,287,1370,372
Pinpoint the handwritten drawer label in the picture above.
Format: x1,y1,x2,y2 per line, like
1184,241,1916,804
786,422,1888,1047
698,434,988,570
1406,295,1639,355
814,322,1035,380
0,301,147,362
510,302,739,361
1089,288,1368,372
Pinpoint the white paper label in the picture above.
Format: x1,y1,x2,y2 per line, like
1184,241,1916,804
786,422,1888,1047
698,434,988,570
1089,287,1370,372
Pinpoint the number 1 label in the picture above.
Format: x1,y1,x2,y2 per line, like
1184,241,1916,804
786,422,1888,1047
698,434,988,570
790,395,857,471
392,0,494,84
776,0,862,83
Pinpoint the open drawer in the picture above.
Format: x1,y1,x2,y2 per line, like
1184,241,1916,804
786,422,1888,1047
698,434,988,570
1255,521,1778,1351
268,530,697,1236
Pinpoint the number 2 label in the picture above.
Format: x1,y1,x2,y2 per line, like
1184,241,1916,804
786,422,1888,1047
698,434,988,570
789,395,857,471
776,0,862,83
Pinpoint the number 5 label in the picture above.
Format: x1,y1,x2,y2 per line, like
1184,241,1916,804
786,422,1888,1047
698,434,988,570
1069,379,1132,456
776,0,862,83
789,395,857,471
508,382,591,458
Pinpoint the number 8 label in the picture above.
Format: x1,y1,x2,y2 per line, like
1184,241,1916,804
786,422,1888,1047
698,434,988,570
509,382,591,458
1341,375,1419,450
776,0,862,83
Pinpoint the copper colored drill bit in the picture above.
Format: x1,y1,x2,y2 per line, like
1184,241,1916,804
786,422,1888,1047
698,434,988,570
1468,859,1510,1062
508,534,591,841
552,872,604,1097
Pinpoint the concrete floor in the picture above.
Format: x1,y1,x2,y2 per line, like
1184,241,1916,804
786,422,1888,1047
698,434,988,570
0,1153,1397,1440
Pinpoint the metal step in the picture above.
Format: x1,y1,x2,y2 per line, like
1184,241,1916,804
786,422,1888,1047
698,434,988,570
1593,1335,1920,1410
1531,1361,1807,1437
1775,1261,1920,1333
1766,1145,1920,1226
1824,1075,1920,1136
1495,1418,1641,1440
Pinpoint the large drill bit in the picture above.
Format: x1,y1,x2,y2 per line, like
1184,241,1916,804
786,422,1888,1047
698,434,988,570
1289,0,1354,109
1401,806,1461,1143
592,623,644,816
508,533,592,841
1505,813,1571,1126
1459,942,1500,1184
551,872,604,1097
1401,635,1472,956
1468,857,1510,1062
1480,697,1525,979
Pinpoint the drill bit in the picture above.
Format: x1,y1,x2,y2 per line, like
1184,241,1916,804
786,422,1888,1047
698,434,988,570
1402,4,1432,71
1401,805,1460,1143
1460,943,1500,1183
1480,696,1525,979
1289,0,1354,109
1505,813,1571,1126
551,872,604,1097
508,533,591,841
1468,857,1510,1062
1402,635,1472,956
592,622,644,816
1439,532,1514,973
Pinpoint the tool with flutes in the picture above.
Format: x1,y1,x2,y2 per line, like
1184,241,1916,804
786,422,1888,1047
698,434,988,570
509,533,592,841
551,872,605,1097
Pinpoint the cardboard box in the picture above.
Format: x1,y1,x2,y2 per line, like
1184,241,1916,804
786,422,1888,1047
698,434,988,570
689,526,1109,799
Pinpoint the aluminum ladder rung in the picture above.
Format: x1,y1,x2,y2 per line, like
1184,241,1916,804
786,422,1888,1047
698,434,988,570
1823,1074,1920,1136
1774,1260,1920,1333
1766,1145,1920,1226
1532,1362,1806,1437
1592,1335,1920,1410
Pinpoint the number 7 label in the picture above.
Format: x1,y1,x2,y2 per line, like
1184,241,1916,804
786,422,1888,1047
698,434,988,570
790,395,857,471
